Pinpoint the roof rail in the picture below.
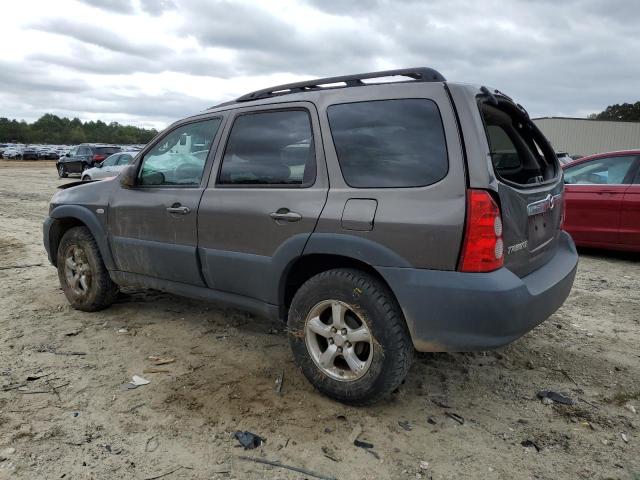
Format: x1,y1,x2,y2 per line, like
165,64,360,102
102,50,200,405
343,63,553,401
235,67,446,103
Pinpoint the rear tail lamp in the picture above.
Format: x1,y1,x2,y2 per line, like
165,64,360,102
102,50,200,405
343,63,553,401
458,189,504,272
93,154,106,162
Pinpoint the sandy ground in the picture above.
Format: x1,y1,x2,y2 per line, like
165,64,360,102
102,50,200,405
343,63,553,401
0,160,638,480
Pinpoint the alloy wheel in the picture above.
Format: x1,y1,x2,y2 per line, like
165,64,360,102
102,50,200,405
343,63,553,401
304,299,374,381
63,245,92,297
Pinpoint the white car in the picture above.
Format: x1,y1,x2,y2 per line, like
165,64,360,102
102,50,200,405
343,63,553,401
81,151,137,181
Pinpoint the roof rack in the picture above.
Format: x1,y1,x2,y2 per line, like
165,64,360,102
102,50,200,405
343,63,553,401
234,67,446,103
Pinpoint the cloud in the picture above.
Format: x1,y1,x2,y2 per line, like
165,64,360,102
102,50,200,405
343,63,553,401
29,18,168,58
139,0,176,16
3,0,639,130
76,0,134,14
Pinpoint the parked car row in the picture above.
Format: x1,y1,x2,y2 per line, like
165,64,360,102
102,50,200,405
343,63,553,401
1,143,145,162
0,144,70,160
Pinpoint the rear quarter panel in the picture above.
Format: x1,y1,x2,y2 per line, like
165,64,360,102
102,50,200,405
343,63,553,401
313,82,467,270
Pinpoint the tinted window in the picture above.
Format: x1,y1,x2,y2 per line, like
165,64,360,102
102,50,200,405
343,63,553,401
564,156,635,185
77,147,88,155
218,110,314,186
95,147,122,156
139,118,221,186
327,99,448,188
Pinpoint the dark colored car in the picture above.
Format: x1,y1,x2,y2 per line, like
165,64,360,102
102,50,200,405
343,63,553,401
563,150,640,252
22,147,39,160
43,68,578,404
43,150,60,160
56,144,122,177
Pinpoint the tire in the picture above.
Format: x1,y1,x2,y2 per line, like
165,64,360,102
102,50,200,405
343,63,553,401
56,226,118,312
57,163,67,178
288,268,413,405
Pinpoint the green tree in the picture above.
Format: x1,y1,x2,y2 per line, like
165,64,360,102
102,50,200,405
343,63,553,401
0,114,158,144
589,102,640,122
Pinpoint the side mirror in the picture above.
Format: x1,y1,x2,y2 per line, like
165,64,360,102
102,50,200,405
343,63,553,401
97,162,103,168
65,153,70,157
119,164,137,189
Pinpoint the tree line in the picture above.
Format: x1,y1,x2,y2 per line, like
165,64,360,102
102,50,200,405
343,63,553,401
0,114,158,145
588,101,640,122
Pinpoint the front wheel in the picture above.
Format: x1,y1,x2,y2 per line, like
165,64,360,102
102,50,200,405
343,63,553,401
56,226,118,312
57,163,67,178
288,268,413,405
81,175,91,182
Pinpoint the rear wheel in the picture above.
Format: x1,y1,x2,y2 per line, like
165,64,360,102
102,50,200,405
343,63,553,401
56,226,118,312
81,175,91,182
288,268,413,404
57,163,67,178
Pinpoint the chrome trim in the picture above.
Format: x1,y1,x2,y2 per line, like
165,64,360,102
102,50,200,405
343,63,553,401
527,193,562,216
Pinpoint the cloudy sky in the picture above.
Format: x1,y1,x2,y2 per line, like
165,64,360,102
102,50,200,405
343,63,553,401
1,0,638,129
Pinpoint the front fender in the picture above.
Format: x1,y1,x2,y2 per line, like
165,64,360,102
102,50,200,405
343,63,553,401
48,205,115,270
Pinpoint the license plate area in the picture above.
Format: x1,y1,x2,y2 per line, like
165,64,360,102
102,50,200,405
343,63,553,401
528,212,553,250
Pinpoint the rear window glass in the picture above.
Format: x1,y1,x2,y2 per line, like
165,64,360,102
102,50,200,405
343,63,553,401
327,99,448,188
480,101,556,186
95,147,122,155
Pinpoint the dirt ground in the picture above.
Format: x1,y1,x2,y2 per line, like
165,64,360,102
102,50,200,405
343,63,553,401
0,160,638,480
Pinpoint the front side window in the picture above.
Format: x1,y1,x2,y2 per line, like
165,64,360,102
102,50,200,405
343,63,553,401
139,118,221,186
327,99,448,188
218,109,315,186
564,156,636,185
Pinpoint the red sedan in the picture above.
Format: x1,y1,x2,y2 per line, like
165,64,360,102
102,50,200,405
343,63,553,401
562,150,640,252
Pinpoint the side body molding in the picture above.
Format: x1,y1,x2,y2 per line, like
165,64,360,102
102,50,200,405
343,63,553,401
49,205,115,270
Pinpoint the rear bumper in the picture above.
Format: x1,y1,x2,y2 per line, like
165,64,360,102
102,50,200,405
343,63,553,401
377,231,578,352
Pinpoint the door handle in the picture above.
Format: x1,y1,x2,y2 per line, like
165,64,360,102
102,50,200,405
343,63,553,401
166,205,191,214
270,209,302,222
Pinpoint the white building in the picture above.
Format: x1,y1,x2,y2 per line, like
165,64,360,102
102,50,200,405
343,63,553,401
533,117,640,157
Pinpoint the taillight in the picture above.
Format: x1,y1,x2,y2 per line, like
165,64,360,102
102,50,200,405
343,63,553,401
559,195,566,230
93,154,106,162
458,189,504,273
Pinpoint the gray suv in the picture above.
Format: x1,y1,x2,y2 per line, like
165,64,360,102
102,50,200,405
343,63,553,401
43,68,578,404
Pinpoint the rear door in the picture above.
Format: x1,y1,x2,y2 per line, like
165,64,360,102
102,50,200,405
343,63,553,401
197,103,328,304
108,116,224,285
477,96,563,277
620,158,640,247
563,155,637,246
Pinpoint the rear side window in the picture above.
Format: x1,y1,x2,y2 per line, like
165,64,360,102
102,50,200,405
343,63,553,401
218,110,315,186
327,99,448,188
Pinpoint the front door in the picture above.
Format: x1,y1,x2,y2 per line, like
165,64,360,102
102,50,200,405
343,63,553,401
563,155,637,245
620,160,640,247
108,116,224,285
197,103,328,304
68,146,89,173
